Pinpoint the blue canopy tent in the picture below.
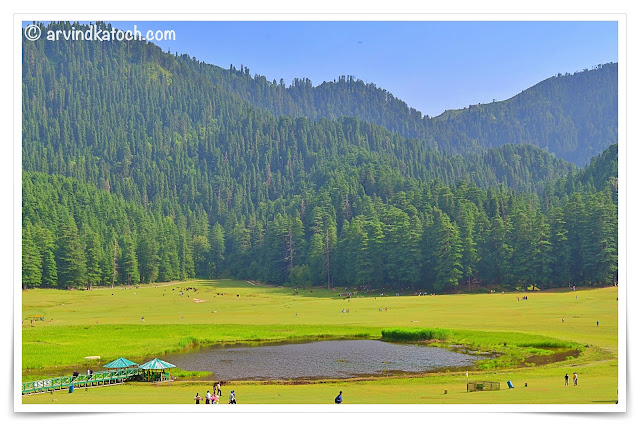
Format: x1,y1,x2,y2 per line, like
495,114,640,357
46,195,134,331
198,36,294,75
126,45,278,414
103,357,138,369
100,357,140,383
139,358,176,382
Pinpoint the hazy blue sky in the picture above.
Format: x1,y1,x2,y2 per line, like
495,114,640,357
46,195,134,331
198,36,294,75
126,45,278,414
72,21,620,117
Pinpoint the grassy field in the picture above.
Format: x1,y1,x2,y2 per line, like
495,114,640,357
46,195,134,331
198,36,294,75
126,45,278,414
21,280,618,404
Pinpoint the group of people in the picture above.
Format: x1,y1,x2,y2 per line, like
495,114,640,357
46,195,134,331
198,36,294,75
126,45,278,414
196,386,341,404
564,372,579,386
69,369,91,381
195,382,235,404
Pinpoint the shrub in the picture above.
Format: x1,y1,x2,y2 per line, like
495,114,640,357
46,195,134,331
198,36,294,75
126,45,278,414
381,328,451,341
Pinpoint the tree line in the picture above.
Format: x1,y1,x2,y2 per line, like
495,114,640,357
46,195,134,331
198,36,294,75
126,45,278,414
22,165,617,292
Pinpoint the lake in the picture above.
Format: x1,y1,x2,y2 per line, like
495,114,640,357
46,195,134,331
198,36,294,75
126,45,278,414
163,339,482,381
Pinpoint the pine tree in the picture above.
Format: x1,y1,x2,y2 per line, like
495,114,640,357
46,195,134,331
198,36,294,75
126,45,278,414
138,219,159,283
433,209,462,292
209,222,226,277
42,249,58,288
84,227,103,289
309,231,325,286
56,215,87,289
288,264,312,288
22,225,42,290
531,212,552,289
179,230,195,280
419,212,437,291
121,232,139,286
564,193,586,286
363,217,385,289
456,200,479,291
34,225,57,288
158,218,180,282
549,207,571,287
192,234,211,277
583,191,617,284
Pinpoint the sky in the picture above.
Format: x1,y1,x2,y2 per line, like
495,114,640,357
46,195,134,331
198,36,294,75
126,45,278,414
36,21,618,118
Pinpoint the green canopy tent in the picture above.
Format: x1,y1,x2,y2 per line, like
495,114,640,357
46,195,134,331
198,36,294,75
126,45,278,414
139,358,176,382
102,357,139,383
103,357,138,369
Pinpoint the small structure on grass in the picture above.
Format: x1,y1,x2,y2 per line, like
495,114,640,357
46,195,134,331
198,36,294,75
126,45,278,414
467,381,500,392
103,357,140,383
83,355,101,366
139,358,176,382
103,357,138,369
25,314,45,322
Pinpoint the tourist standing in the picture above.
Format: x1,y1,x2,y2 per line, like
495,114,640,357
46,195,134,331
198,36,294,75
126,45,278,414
335,391,343,404
564,373,569,386
206,390,211,404
229,390,237,404
195,392,201,404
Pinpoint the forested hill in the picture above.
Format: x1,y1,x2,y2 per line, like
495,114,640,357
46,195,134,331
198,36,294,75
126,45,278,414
21,22,617,293
431,65,618,165
22,21,576,203
198,56,617,166
571,143,618,191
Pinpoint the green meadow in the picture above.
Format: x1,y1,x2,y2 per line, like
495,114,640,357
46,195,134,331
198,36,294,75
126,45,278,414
21,280,619,404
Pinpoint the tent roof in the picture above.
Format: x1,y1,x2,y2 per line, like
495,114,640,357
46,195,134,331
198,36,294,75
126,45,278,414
103,357,139,368
139,358,176,370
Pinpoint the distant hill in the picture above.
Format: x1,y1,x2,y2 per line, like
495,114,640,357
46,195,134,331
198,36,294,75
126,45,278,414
208,62,617,166
431,65,618,165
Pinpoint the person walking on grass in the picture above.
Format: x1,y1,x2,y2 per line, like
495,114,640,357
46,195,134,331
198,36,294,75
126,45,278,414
194,392,201,404
206,390,211,404
573,372,578,386
335,391,343,404
216,382,222,396
229,390,237,404
565,373,569,386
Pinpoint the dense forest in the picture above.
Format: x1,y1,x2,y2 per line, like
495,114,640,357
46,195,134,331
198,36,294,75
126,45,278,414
190,49,617,167
21,22,618,292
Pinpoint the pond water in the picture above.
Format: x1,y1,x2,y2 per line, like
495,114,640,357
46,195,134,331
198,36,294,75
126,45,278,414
163,339,482,381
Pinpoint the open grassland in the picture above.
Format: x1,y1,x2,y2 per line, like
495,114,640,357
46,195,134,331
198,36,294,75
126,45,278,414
21,281,618,404
22,323,380,372
23,356,618,405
